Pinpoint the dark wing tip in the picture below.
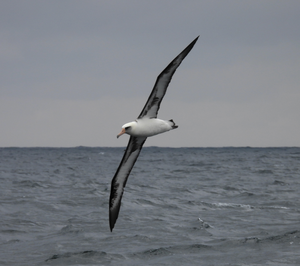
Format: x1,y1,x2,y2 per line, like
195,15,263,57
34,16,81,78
109,189,121,231
194,35,200,41
109,211,116,232
193,35,200,43
109,203,121,232
181,35,199,57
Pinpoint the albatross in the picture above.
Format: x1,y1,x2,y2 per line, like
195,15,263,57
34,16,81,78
109,36,199,231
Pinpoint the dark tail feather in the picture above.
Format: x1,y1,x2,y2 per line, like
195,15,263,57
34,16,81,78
169,119,178,129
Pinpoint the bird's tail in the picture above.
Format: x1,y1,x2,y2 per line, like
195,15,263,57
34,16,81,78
169,119,178,129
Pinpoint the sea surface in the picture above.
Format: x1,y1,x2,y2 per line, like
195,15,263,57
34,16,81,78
1,147,300,266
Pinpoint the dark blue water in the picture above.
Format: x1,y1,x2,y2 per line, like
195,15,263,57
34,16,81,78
1,147,300,265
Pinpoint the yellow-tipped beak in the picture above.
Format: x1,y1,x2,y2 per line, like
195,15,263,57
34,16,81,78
117,128,126,138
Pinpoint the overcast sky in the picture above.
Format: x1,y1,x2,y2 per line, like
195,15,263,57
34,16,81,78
1,1,299,147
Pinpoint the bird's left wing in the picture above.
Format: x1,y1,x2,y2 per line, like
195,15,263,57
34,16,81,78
109,136,147,231
138,36,199,119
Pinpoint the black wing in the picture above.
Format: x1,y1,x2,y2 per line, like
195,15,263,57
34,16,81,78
109,136,147,231
138,36,199,119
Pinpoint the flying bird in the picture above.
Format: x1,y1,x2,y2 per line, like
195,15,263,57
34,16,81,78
109,36,199,231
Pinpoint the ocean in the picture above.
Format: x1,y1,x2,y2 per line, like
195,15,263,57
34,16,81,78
1,147,300,265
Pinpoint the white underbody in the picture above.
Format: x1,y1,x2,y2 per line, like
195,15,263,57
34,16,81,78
123,118,176,137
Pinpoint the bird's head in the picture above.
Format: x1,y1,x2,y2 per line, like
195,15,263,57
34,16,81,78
117,121,136,138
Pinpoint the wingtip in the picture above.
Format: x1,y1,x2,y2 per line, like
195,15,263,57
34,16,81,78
109,205,119,232
192,35,200,44
109,216,115,232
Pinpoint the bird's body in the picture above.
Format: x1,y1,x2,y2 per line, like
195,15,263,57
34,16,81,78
109,36,199,231
118,118,178,138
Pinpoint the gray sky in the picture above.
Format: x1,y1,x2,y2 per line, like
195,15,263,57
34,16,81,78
1,0,299,147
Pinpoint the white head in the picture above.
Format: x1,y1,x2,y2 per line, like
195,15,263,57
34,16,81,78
117,121,137,138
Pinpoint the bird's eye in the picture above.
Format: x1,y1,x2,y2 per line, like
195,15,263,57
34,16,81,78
125,126,130,130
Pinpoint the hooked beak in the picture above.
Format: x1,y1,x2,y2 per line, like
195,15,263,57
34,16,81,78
117,128,126,138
